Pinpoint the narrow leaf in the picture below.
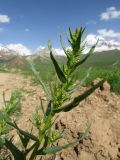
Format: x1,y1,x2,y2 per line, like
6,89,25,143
67,67,92,93
78,43,96,64
29,142,40,160
18,133,29,148
28,60,50,99
40,97,45,114
40,145,62,155
5,139,24,160
60,35,70,59
69,27,75,42
50,51,66,83
5,120,39,141
70,43,96,74
66,28,73,47
72,28,82,53
24,142,36,155
53,79,105,113
38,124,90,155
45,101,52,117
0,138,5,148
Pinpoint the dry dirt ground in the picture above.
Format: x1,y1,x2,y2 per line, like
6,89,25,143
0,73,120,160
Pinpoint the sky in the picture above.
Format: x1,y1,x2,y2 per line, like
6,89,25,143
0,0,120,55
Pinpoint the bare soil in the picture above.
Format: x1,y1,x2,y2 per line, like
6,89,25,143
0,73,120,160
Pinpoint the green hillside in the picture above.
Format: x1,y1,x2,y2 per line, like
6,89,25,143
83,49,120,68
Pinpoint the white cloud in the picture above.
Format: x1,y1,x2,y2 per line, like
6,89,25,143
0,14,10,23
100,6,120,20
35,46,47,54
25,28,30,32
35,45,65,56
85,34,105,47
97,29,120,39
85,32,120,53
53,48,65,56
5,44,31,55
36,45,46,51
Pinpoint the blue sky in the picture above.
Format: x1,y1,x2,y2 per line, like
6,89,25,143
0,0,120,54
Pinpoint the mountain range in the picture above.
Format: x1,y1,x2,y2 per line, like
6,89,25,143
0,46,120,69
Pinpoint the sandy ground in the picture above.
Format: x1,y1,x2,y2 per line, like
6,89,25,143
0,73,120,160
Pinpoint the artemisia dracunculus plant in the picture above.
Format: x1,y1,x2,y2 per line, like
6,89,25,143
0,27,104,160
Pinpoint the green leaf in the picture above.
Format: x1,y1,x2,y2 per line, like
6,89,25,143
66,28,73,47
5,120,39,141
5,139,24,160
60,35,70,60
18,133,29,149
69,27,75,42
78,43,96,64
40,97,45,115
48,82,55,100
0,156,4,160
24,142,37,155
50,51,66,83
43,135,49,148
37,124,90,155
70,43,96,74
4,89,21,116
73,28,85,53
53,79,105,113
67,27,85,54
45,101,52,117
29,142,40,160
67,67,92,93
0,112,11,135
0,138,5,148
48,40,52,50
28,60,50,99
43,146,62,154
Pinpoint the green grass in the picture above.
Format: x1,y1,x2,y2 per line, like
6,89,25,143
83,49,120,68
75,66,120,94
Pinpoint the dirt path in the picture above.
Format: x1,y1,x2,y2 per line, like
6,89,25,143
0,73,120,160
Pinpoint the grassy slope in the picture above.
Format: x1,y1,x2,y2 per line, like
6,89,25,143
82,49,120,68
